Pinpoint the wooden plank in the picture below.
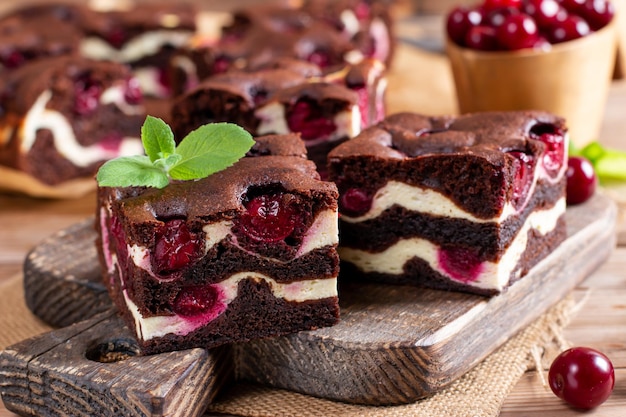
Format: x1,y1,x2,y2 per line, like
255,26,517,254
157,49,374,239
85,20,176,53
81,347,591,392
0,311,232,417
7,193,615,410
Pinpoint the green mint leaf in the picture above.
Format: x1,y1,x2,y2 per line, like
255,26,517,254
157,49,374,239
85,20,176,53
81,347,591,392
169,123,254,180
96,155,170,188
141,115,175,163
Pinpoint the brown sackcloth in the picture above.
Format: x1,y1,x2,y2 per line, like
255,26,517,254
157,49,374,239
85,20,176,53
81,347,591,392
0,275,575,417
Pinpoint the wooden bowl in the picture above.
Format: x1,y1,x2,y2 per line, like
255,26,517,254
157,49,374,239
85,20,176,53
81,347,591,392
446,20,618,146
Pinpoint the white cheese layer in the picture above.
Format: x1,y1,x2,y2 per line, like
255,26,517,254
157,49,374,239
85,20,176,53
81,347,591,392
124,272,338,341
255,102,361,146
339,198,566,292
341,181,520,224
19,90,143,166
80,30,192,63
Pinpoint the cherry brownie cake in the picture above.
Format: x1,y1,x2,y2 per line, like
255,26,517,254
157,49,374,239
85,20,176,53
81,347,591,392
0,56,145,185
97,134,340,354
328,111,568,295
168,0,393,97
79,3,197,98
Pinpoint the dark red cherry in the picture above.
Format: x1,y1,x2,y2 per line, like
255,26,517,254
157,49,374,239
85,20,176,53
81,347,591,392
306,50,332,68
105,26,127,49
485,6,520,28
73,75,103,115
123,77,143,105
286,100,337,141
483,0,522,11
212,56,231,74
529,123,565,176
446,6,483,45
496,13,539,50
438,246,484,283
152,219,201,275
521,0,565,28
172,285,218,317
579,0,615,30
508,150,535,209
1,49,25,69
240,193,301,242
549,347,614,409
339,187,372,217
566,156,596,205
559,0,586,14
546,14,591,43
465,25,499,50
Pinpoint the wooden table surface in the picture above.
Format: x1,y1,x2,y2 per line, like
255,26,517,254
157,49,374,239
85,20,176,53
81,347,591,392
1,5,626,417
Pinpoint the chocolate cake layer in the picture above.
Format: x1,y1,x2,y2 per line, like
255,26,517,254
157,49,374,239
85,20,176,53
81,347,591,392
122,279,340,355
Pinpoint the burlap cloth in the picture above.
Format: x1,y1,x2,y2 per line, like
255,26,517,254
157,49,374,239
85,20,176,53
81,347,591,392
0,274,576,417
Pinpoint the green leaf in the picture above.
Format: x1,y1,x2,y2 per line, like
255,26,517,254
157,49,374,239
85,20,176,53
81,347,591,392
595,151,626,183
580,141,606,165
141,116,175,163
169,123,254,180
96,155,170,188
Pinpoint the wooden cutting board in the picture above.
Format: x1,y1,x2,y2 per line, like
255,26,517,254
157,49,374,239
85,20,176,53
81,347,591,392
0,193,616,416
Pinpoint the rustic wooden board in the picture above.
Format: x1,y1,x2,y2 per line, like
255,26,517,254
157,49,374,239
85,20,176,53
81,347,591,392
6,193,617,412
0,311,232,417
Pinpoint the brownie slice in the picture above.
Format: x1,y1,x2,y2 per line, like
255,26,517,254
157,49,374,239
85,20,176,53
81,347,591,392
328,111,568,296
171,60,386,174
0,55,145,185
96,133,340,355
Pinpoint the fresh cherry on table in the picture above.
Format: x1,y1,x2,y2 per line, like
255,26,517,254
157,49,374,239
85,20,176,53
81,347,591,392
565,156,596,205
548,347,615,409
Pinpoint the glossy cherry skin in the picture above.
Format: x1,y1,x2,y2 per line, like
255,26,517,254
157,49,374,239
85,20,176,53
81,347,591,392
483,0,522,11
521,0,566,28
446,6,483,45
565,156,596,205
152,219,201,275
339,187,373,217
579,0,615,30
240,193,301,242
465,25,499,50
496,13,539,50
172,285,219,317
546,14,591,43
549,347,615,409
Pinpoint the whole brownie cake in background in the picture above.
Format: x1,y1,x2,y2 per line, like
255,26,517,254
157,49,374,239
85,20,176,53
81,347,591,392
328,111,568,296
79,3,197,98
171,59,386,173
96,133,340,354
168,0,394,97
0,55,145,185
0,3,86,71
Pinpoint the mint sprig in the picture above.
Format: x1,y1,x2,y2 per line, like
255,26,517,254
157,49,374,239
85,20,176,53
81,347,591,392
570,141,626,185
96,116,255,188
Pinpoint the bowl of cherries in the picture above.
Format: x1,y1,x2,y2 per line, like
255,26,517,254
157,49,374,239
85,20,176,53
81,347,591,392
445,0,617,146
